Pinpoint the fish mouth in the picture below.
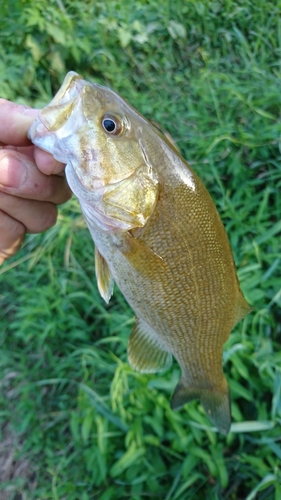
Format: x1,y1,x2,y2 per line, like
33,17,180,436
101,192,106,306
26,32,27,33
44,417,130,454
46,72,85,109
39,72,111,132
28,75,81,142
39,74,88,133
29,71,137,190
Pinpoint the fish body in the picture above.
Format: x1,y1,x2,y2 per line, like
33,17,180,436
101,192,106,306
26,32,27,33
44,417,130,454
28,72,251,434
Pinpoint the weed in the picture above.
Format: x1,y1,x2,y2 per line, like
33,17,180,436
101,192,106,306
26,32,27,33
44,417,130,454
1,1,281,498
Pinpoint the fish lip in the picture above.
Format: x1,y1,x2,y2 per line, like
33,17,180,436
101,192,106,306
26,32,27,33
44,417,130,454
53,74,86,106
38,76,91,132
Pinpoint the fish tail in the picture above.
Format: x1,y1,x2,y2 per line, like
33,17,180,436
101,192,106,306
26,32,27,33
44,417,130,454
170,377,231,435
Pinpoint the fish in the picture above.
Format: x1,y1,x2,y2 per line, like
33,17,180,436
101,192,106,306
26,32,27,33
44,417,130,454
28,71,252,434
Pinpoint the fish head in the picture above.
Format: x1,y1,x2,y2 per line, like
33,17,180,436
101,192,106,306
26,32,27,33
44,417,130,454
28,71,159,231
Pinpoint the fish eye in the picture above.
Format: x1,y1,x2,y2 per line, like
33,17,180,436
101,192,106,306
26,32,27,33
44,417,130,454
101,114,123,135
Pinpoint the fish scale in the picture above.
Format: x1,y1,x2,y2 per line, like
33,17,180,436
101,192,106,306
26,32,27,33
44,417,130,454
28,71,252,434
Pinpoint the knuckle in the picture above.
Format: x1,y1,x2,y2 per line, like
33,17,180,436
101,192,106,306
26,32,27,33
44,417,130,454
38,177,59,202
57,183,72,204
15,221,26,238
39,181,54,201
0,209,25,236
0,210,26,262
28,203,57,233
41,204,58,231
40,176,71,204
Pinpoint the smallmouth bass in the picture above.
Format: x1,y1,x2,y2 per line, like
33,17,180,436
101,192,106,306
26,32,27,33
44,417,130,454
28,72,252,434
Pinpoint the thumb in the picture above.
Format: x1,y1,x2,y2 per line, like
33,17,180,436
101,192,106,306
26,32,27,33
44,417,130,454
0,99,38,146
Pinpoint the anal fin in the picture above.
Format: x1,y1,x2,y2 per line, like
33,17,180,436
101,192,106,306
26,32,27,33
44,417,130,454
128,317,172,374
95,247,114,303
171,377,231,435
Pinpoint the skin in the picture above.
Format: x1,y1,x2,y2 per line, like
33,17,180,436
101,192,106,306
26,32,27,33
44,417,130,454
0,99,71,265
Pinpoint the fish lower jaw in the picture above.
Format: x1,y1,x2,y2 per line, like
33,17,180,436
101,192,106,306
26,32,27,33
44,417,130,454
28,124,68,163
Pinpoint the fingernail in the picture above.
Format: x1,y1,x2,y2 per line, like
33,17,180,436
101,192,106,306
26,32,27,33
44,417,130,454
0,156,27,188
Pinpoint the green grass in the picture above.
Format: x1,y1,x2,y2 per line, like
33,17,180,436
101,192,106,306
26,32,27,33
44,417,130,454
1,0,281,498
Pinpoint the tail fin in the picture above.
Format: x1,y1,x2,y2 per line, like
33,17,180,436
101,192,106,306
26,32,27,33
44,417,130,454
171,377,231,435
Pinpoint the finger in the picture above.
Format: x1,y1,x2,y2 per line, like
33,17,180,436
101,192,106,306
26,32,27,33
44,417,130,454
0,151,72,204
0,144,66,176
0,210,26,265
0,99,38,146
34,146,66,176
0,144,35,159
0,192,58,234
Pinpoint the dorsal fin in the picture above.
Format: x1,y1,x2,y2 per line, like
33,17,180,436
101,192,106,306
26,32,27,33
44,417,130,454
128,317,172,373
95,247,114,303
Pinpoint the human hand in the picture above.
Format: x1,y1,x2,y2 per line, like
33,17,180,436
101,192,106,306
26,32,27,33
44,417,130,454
0,99,72,265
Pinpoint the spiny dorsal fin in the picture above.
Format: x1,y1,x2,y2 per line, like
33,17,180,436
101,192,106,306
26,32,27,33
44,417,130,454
128,317,172,374
95,247,114,303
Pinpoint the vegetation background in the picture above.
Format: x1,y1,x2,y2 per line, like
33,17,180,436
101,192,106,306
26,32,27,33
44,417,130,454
1,0,281,498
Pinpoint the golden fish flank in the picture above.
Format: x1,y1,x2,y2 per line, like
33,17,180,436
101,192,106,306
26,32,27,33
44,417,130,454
28,71,252,434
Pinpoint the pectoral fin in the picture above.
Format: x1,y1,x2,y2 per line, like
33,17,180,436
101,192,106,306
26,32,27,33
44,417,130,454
119,232,166,276
171,377,231,435
128,318,172,373
95,247,114,303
